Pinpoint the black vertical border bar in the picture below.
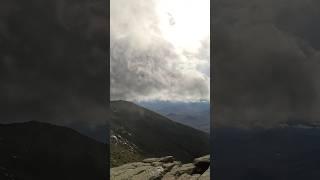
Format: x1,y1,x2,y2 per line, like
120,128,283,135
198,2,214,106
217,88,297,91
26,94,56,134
210,0,215,179
106,0,110,178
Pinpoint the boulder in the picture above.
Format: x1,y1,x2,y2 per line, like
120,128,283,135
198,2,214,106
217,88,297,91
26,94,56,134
193,155,210,174
131,166,165,180
198,167,210,180
193,155,210,165
110,155,210,180
143,156,175,163
175,163,195,175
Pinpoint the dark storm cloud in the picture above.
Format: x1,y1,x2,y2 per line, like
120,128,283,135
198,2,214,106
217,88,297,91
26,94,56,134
0,0,107,127
214,0,320,128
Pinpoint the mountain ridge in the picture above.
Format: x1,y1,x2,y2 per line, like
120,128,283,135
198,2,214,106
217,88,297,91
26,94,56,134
0,120,107,180
109,100,210,167
137,101,210,132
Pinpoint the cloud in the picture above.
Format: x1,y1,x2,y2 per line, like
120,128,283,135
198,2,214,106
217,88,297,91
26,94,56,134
110,0,210,102
0,0,107,128
213,0,320,128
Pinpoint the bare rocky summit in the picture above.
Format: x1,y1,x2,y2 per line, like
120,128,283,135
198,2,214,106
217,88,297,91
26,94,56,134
111,155,210,180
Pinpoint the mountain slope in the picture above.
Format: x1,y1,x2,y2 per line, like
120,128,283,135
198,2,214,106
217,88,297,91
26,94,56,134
109,100,209,166
0,121,107,180
165,111,210,133
138,101,210,132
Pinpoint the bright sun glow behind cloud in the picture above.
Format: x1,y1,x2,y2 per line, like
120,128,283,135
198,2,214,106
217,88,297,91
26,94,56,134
155,0,210,53
110,0,210,102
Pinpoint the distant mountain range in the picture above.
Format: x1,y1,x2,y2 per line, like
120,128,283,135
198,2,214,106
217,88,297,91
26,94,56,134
0,101,210,179
137,101,210,133
0,121,107,180
109,100,210,167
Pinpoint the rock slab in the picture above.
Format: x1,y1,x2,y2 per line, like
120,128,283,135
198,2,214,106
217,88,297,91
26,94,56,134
111,155,210,180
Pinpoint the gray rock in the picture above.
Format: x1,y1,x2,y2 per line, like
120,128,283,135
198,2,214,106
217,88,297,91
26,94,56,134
198,166,210,180
131,166,165,180
162,164,181,179
175,163,195,175
152,161,163,167
193,155,210,174
110,155,210,180
159,156,175,163
161,174,177,180
177,173,192,180
191,174,201,179
111,162,150,176
176,173,202,180
193,155,210,165
143,156,174,163
111,165,152,180
143,158,161,163
163,162,176,169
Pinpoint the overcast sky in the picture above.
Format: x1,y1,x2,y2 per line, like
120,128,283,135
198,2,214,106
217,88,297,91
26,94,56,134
110,0,210,102
2,0,320,129
0,0,107,128
213,0,320,128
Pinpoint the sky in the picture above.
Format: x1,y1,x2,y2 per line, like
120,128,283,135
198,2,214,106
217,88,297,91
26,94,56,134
213,0,320,128
0,0,107,128
1,0,320,130
110,0,210,102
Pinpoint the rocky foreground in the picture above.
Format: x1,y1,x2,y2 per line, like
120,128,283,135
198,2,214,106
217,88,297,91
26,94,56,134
111,155,210,180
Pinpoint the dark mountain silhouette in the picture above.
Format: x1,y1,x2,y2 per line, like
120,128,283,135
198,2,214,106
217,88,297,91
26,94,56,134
0,121,107,180
213,127,320,180
109,100,210,166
